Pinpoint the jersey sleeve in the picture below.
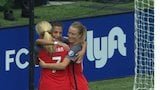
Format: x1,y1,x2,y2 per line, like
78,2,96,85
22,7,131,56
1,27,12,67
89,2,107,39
67,44,82,62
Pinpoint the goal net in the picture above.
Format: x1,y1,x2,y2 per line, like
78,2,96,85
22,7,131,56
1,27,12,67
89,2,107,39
134,0,154,90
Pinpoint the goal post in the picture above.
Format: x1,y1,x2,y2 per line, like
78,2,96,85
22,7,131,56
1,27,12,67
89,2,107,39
134,0,154,90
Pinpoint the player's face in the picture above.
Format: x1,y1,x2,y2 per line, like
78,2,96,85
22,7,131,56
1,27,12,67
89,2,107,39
52,26,62,40
68,26,80,44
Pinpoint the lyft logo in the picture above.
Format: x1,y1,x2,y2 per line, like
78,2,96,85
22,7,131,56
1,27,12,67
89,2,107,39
87,27,126,68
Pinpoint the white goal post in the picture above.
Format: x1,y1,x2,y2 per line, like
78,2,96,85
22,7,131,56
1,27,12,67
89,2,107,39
134,0,154,90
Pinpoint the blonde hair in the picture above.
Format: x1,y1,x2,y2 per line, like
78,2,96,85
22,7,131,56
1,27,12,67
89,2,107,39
35,21,54,54
70,22,87,42
43,32,54,54
35,21,52,36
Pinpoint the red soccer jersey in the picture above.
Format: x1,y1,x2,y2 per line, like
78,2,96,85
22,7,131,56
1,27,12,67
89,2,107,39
38,45,71,90
68,62,89,90
66,43,88,90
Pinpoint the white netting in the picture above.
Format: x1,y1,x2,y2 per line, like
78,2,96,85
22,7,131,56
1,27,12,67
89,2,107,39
134,0,154,90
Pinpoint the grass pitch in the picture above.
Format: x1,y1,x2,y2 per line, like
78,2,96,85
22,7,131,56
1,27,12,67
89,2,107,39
89,76,134,90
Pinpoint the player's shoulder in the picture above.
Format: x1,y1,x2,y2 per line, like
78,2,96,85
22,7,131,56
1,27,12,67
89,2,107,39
39,49,48,54
70,43,82,51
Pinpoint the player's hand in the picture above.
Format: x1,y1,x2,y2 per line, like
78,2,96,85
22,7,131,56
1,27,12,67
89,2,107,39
60,42,70,51
75,50,84,63
39,58,47,68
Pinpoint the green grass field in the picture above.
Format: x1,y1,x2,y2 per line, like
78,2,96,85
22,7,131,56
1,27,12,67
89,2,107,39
89,76,134,90
0,1,133,28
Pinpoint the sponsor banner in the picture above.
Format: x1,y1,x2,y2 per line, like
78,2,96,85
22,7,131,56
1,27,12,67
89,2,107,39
0,27,39,90
0,12,134,90
62,12,134,81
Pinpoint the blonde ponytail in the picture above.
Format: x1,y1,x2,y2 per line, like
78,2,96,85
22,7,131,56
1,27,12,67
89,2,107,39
35,21,54,54
43,32,54,53
70,22,87,42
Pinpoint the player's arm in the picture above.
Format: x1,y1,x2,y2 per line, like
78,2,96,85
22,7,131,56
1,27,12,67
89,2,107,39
39,57,70,70
76,41,87,62
36,38,54,45
36,39,69,50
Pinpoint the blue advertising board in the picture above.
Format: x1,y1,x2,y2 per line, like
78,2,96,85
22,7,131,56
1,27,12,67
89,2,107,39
62,12,134,81
0,26,40,90
0,12,134,90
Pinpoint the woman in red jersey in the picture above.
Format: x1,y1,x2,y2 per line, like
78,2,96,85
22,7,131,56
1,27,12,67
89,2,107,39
39,21,89,90
35,21,71,90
